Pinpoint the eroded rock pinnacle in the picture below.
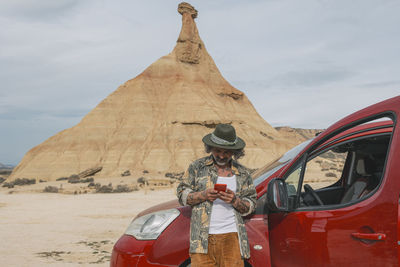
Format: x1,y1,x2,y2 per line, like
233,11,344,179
178,2,198,18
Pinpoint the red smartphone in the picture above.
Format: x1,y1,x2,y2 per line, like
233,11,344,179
214,183,227,192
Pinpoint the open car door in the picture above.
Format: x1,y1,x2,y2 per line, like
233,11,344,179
267,97,400,266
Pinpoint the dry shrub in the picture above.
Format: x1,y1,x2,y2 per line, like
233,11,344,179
95,183,138,193
43,186,59,193
88,182,97,187
68,177,94,184
14,178,36,185
2,182,13,188
165,172,184,180
121,170,131,177
325,172,337,178
113,184,136,193
80,177,94,183
3,178,36,188
137,177,148,185
96,184,113,193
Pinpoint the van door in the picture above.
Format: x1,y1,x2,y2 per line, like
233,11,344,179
268,114,399,266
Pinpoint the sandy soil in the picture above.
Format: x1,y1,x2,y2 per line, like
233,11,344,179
0,179,177,267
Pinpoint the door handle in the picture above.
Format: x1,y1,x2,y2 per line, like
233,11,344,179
351,233,386,241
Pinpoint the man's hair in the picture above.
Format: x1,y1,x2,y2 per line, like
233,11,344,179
204,144,245,160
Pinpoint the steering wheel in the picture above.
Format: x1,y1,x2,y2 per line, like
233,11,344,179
304,184,324,206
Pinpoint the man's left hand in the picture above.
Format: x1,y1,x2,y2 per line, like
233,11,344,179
218,188,237,204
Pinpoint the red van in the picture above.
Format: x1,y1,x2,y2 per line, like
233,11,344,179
111,96,400,266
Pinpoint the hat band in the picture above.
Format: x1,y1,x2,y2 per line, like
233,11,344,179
210,133,238,146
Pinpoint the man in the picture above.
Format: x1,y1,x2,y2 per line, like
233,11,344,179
177,124,257,267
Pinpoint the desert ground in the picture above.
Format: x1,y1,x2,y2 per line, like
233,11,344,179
0,163,336,267
0,176,177,266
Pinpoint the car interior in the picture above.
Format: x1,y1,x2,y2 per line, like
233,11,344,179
300,134,391,208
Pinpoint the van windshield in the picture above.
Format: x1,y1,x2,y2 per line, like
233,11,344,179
253,139,313,186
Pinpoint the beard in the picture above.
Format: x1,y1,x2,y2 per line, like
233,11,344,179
212,154,231,166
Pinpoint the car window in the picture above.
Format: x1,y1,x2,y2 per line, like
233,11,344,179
253,139,313,186
285,162,302,198
283,115,393,209
303,150,347,191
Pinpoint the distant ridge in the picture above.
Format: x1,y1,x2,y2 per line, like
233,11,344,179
275,127,324,143
0,163,14,169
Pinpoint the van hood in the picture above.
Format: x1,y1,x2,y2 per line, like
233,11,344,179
135,199,181,219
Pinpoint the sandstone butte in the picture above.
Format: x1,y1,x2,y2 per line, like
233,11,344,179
9,2,300,181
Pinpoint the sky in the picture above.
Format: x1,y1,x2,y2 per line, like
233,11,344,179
1,0,399,166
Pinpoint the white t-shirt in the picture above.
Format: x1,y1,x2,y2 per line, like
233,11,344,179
209,175,238,234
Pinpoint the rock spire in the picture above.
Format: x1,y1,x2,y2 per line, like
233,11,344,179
176,2,201,64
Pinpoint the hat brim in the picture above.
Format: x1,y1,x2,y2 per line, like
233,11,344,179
202,134,246,150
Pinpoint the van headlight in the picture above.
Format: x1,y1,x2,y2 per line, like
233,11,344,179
125,209,180,240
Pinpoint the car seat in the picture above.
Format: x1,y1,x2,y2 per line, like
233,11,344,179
340,158,374,204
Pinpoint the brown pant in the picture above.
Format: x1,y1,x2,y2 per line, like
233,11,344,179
190,232,243,267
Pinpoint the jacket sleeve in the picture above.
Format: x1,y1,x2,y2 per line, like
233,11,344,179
237,170,257,217
176,163,196,206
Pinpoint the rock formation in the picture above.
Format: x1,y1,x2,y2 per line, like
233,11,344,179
9,2,296,181
275,127,324,143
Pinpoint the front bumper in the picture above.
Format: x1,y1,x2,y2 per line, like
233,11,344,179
111,206,191,267
110,234,188,267
111,235,157,267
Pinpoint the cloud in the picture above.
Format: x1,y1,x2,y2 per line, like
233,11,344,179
360,80,400,88
270,69,356,87
0,0,80,20
243,84,399,129
0,106,88,121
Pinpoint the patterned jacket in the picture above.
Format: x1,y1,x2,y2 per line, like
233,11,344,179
176,155,257,259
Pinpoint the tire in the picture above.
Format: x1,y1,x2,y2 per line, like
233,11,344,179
180,258,191,267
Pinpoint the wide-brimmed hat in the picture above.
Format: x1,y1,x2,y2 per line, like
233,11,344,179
202,124,245,150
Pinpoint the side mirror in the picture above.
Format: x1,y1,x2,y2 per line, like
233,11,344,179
267,178,289,212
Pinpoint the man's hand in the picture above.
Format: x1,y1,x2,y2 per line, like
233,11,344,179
219,189,250,214
187,188,218,205
203,188,219,202
218,188,236,203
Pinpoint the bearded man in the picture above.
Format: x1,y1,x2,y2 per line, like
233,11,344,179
177,123,257,267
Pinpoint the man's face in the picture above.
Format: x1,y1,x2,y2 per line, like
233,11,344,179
211,147,234,166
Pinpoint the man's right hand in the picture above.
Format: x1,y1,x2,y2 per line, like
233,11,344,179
187,188,218,205
203,188,218,202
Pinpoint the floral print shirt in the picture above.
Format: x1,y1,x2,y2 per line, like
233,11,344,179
176,155,257,259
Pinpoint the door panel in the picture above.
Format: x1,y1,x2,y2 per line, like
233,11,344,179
269,196,398,266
